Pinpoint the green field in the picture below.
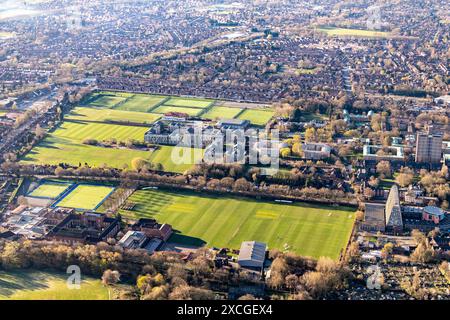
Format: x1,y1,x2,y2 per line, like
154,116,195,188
89,94,127,108
56,184,114,210
149,146,204,174
237,109,275,126
0,270,109,300
120,189,355,259
152,105,203,116
49,121,147,142
21,122,154,168
114,94,168,112
316,27,392,38
201,106,243,120
66,107,161,124
28,182,71,199
164,97,214,108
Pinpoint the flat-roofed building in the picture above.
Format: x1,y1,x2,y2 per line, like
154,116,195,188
360,203,386,232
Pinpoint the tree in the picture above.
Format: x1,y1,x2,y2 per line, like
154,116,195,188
169,285,216,300
381,243,394,260
396,172,414,187
376,161,391,178
102,269,120,285
304,127,316,142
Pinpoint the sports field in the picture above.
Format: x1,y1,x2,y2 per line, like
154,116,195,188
120,189,355,259
89,94,127,108
316,27,392,38
28,181,72,199
66,107,161,124
201,106,243,120
0,270,109,300
56,184,114,210
237,109,275,126
152,105,203,116
149,146,204,173
164,97,214,108
114,94,168,112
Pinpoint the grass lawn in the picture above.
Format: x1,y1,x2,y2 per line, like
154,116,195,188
149,146,204,174
56,184,114,210
21,121,154,168
164,97,214,108
66,107,161,124
0,270,109,300
316,26,392,38
114,94,168,112
120,189,355,259
237,109,275,126
88,94,127,108
152,105,203,116
50,121,148,142
201,106,243,120
28,182,72,199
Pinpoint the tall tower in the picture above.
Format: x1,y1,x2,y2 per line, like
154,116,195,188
415,126,443,164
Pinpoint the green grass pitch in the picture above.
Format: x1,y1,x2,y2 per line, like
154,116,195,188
120,189,355,259
0,270,109,300
201,106,243,120
88,94,127,108
114,94,168,112
20,121,154,168
151,105,203,116
164,97,214,108
66,107,161,124
28,182,72,199
237,109,275,126
56,184,114,210
149,146,204,174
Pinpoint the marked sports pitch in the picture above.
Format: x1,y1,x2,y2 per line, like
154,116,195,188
120,189,355,259
28,181,72,199
237,109,275,126
55,184,114,210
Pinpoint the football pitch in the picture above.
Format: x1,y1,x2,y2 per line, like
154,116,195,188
0,270,109,300
55,184,114,210
66,107,161,124
21,121,155,168
28,181,72,199
120,189,355,259
201,106,243,120
237,109,275,126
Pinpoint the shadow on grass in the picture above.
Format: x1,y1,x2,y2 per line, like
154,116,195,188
0,270,55,297
168,232,206,248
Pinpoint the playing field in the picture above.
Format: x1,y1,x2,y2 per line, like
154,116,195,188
316,27,392,38
151,105,203,116
28,181,72,199
201,106,243,120
237,109,275,126
56,184,114,210
149,146,204,174
89,94,127,108
114,94,168,112
0,270,109,300
164,97,214,108
120,189,355,259
66,107,161,124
